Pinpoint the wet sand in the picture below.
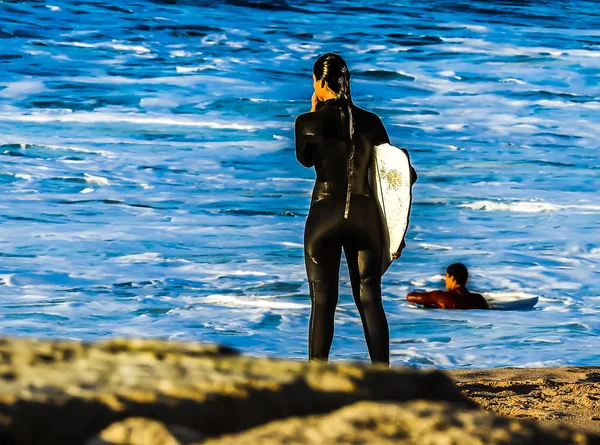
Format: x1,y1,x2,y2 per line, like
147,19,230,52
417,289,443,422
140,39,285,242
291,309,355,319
447,367,600,435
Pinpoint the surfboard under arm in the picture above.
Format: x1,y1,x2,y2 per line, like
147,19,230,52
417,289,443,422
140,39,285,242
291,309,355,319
372,143,414,274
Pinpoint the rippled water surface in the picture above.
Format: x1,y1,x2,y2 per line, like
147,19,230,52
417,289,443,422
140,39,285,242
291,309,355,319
1,0,599,368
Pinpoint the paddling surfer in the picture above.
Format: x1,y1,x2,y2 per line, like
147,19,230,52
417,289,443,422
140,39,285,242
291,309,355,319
407,263,489,310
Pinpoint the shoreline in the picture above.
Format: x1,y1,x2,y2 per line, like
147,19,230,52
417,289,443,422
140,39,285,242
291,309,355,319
447,366,600,435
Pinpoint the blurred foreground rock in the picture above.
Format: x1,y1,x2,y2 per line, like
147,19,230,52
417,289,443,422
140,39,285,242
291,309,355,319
0,337,597,445
84,417,203,445
201,401,593,445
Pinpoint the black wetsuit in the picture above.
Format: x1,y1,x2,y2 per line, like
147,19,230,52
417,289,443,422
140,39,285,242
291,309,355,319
295,97,393,364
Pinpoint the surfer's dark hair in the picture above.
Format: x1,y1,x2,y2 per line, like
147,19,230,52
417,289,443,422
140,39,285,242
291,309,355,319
313,53,354,137
447,263,468,286
313,53,356,217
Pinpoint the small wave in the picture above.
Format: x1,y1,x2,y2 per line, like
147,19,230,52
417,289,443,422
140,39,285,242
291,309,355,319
444,23,488,33
501,77,526,84
419,243,453,251
83,174,110,186
175,66,218,73
203,294,309,310
113,253,165,264
219,270,269,277
51,40,151,54
459,200,600,213
0,142,113,158
440,71,461,80
0,112,259,131
279,241,303,248
0,80,46,98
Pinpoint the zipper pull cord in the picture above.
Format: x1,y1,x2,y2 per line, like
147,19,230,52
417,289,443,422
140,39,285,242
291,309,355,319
344,148,354,219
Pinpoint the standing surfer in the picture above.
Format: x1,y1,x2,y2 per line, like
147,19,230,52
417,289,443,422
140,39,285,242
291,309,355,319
295,53,416,365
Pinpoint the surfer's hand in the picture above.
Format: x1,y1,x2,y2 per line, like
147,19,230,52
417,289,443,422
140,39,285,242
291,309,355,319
392,251,400,260
311,92,318,112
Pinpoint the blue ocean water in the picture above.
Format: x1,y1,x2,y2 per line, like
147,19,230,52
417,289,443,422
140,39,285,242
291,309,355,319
0,0,599,369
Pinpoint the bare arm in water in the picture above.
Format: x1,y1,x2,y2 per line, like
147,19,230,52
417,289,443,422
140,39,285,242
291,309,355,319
406,290,455,309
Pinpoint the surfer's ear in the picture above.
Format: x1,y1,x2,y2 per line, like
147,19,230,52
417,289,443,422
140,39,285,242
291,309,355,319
445,273,455,289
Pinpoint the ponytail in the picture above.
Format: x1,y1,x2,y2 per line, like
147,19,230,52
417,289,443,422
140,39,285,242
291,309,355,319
339,71,355,219
313,53,356,218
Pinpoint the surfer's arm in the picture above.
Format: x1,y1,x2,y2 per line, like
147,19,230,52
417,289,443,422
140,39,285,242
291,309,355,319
406,291,449,308
398,148,418,185
372,116,391,146
295,115,315,167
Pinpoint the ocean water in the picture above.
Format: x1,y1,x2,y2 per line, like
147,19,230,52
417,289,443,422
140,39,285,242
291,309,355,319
0,0,599,369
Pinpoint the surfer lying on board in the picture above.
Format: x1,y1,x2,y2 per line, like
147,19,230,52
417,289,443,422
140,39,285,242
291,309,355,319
406,263,489,310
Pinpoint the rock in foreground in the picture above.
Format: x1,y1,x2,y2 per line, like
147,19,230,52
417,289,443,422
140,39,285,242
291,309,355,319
0,337,598,445
201,401,593,445
0,337,469,445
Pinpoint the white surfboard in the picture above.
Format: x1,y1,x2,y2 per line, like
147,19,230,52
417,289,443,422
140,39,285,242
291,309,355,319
408,292,538,310
483,292,539,310
371,143,414,274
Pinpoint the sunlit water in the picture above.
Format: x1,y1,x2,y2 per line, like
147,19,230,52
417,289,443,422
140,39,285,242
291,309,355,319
0,0,599,369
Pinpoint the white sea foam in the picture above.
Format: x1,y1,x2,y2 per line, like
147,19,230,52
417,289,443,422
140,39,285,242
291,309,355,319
114,253,165,264
84,173,110,186
287,43,321,53
203,295,309,309
342,44,388,54
460,200,600,213
279,242,303,248
140,96,180,108
444,23,488,33
220,270,269,277
175,66,215,73
419,243,453,251
52,40,151,54
501,78,526,84
201,34,228,46
0,111,260,131
80,188,95,194
0,80,46,98
46,5,61,11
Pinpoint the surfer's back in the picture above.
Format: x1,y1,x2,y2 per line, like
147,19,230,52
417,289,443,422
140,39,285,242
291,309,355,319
295,98,389,204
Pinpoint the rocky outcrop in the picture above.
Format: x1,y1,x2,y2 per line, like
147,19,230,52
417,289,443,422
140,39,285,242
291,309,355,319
0,337,470,445
201,401,593,445
84,418,203,445
0,337,598,445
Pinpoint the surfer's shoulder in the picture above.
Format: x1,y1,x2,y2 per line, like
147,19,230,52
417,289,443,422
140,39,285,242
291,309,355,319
353,106,387,129
295,112,315,134
351,105,378,120
295,112,311,125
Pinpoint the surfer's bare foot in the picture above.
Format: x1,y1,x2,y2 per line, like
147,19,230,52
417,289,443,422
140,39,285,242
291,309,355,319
392,252,400,260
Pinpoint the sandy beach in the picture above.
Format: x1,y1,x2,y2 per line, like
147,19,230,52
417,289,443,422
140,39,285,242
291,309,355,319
448,367,600,435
